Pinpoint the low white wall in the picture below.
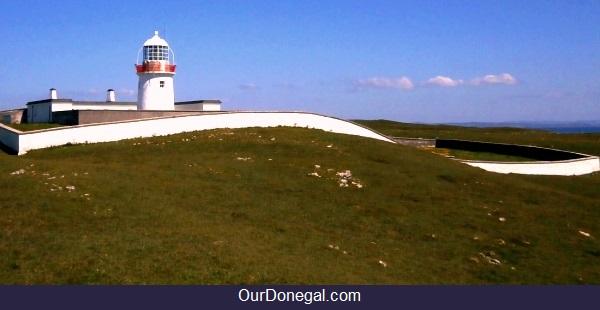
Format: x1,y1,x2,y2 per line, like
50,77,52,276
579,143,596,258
174,103,221,111
203,103,221,111
462,157,600,176
0,123,20,153
16,111,395,155
7,112,600,176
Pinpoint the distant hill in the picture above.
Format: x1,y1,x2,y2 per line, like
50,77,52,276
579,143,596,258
441,120,600,133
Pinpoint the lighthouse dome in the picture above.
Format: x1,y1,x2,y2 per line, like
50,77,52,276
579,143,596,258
143,31,169,47
140,31,174,63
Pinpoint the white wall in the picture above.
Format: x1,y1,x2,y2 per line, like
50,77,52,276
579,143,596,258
462,158,600,176
52,102,75,112
203,103,221,111
6,111,599,176
16,111,395,155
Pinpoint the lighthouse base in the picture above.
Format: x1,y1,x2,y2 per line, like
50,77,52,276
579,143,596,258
137,73,175,110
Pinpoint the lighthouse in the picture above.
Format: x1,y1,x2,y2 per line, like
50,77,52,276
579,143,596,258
136,31,176,110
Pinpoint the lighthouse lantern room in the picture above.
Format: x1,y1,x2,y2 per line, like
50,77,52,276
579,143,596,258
136,31,176,110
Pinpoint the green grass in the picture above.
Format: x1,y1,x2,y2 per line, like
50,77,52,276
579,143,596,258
5,122,65,131
1,122,599,284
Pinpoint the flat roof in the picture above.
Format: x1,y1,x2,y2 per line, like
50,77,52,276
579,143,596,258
27,99,72,105
72,101,136,106
27,99,221,106
175,100,221,105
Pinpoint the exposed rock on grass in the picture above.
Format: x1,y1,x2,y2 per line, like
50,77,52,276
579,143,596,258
335,170,363,188
579,231,592,238
479,252,501,265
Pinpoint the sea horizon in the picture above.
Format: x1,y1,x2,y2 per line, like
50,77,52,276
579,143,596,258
438,120,600,134
534,126,600,134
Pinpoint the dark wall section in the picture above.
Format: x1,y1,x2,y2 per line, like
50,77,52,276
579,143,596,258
52,110,79,125
0,109,27,124
436,139,587,161
52,110,218,125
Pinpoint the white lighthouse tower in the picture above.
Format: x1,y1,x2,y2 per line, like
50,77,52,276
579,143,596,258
136,31,176,110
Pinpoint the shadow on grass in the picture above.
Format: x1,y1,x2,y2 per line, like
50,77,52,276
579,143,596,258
0,142,17,155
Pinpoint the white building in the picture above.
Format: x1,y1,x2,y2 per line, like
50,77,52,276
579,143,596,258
26,89,136,123
18,31,221,124
136,31,176,110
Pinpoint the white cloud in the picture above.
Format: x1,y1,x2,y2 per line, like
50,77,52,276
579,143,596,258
240,83,258,90
470,73,517,86
352,77,414,91
425,76,464,87
352,73,516,91
423,73,517,87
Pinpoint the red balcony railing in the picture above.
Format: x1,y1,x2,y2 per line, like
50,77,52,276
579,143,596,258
135,62,176,73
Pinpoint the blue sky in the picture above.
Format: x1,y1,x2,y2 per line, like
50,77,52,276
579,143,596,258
1,0,598,123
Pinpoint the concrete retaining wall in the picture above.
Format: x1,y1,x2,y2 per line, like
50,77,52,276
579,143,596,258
0,123,19,154
0,109,27,124
11,111,395,155
393,137,436,147
462,157,600,176
436,139,587,161
436,139,599,175
3,114,598,176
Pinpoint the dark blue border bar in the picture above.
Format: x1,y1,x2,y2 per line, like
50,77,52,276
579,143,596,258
0,285,597,310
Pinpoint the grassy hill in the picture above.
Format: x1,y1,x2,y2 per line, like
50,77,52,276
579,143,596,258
1,121,599,284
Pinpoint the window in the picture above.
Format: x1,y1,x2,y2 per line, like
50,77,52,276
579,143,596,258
160,81,165,88
143,45,169,61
